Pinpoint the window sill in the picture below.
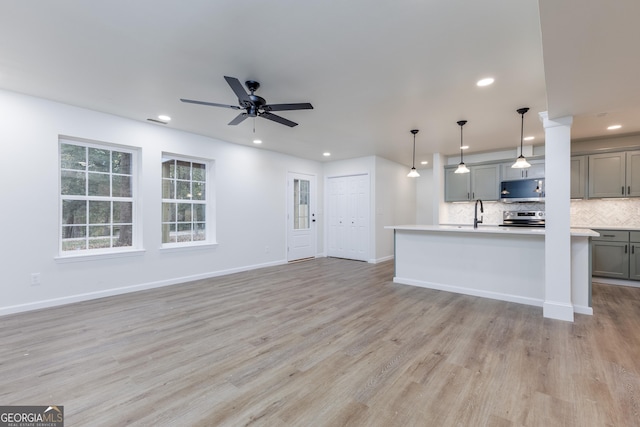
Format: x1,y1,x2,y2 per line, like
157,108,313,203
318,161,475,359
54,248,146,263
159,242,219,253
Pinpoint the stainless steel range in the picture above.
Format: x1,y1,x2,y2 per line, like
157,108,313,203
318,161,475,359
500,210,545,228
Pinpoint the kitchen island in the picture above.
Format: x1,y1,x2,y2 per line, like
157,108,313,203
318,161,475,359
385,225,598,318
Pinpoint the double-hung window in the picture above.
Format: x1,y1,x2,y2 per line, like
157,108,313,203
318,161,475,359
59,139,137,254
161,155,211,246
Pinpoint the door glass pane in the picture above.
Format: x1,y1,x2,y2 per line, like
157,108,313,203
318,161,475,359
294,178,310,230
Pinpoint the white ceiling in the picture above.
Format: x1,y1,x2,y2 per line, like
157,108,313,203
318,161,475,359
1,0,638,166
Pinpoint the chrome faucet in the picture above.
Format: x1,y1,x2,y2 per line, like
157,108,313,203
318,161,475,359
474,199,484,229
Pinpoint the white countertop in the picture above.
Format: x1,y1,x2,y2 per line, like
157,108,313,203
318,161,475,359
385,224,599,237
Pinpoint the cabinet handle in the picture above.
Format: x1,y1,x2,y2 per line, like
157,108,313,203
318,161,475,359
467,192,470,200
629,186,631,194
622,186,625,195
472,192,475,199
633,245,635,254
602,234,616,238
625,244,628,254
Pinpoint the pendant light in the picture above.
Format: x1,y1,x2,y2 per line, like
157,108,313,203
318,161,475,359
407,129,420,178
511,107,531,168
455,120,470,174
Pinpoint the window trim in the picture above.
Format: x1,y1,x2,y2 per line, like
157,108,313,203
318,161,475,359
58,137,141,258
160,152,216,248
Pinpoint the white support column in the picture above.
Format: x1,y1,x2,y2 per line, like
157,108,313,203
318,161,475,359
540,112,574,321
432,153,446,225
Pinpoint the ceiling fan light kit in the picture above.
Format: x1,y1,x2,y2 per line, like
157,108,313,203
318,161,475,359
407,129,420,178
180,76,313,128
512,107,531,169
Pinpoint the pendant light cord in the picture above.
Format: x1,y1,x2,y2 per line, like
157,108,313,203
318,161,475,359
460,125,464,163
520,111,524,155
412,133,416,168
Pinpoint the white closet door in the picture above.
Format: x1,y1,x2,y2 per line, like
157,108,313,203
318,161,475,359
327,174,369,261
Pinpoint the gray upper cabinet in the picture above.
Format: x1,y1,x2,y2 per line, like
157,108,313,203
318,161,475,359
626,150,640,197
588,150,640,198
570,155,587,199
471,164,500,200
444,167,471,202
445,164,500,202
500,159,544,181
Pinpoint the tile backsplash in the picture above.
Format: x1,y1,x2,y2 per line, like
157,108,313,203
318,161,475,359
571,199,640,228
441,202,543,226
441,198,640,228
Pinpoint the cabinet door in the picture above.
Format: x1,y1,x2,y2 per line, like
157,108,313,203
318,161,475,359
626,150,640,197
525,160,545,179
588,152,626,198
471,164,499,200
630,243,640,281
591,241,629,279
570,156,587,199
444,167,470,202
500,159,544,180
501,163,525,181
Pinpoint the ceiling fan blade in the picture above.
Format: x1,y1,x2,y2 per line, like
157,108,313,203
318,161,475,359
180,98,240,109
224,76,251,103
260,112,298,127
228,113,249,125
263,103,314,112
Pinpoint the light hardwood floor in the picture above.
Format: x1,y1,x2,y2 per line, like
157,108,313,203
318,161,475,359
1,258,639,426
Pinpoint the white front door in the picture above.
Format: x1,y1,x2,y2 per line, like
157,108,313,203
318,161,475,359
287,172,316,261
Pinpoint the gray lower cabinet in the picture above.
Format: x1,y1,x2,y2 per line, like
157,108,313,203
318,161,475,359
591,229,638,280
630,232,640,280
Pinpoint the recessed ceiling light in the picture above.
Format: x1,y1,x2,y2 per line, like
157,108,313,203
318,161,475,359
476,77,494,87
323,152,331,157
421,161,428,165
607,125,622,130
524,136,535,141
253,139,262,144
158,115,171,121
461,145,469,150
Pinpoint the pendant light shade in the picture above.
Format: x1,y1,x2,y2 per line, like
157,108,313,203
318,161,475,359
511,107,531,169
407,129,420,178
454,120,470,174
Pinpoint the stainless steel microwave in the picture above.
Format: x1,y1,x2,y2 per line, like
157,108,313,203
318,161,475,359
500,178,544,203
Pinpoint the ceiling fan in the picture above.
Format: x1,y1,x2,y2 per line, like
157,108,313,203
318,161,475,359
180,76,313,127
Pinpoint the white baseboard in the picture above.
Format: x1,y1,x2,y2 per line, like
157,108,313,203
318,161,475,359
543,301,575,321
0,259,288,317
573,305,593,316
369,255,394,264
393,277,544,308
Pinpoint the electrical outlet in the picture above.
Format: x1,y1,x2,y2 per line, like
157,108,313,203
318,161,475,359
30,273,41,286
